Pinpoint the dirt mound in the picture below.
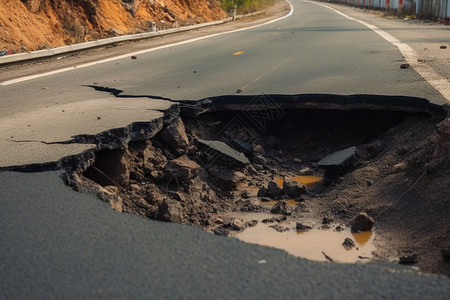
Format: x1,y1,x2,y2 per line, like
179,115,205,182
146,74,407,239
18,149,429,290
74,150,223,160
0,0,227,53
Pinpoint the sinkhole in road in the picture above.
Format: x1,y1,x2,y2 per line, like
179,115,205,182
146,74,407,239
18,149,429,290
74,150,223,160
67,93,449,270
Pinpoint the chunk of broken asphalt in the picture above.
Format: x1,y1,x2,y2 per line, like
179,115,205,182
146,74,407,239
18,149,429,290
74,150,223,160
318,146,357,167
196,138,250,167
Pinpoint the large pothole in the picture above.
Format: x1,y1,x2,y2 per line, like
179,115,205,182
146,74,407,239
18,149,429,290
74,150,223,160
64,93,450,275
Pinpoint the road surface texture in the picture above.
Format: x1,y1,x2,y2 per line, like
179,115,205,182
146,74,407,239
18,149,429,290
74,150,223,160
1,0,449,298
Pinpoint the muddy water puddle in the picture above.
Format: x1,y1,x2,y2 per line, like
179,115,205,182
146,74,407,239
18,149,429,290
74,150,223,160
233,213,375,263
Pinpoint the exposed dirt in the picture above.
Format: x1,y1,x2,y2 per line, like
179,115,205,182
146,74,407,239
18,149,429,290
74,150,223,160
0,0,227,53
64,93,450,276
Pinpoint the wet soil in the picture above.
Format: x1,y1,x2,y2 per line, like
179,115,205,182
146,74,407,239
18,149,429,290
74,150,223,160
63,93,450,276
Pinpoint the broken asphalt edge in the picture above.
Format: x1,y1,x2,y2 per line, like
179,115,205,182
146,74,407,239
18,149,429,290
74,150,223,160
0,11,264,66
2,93,446,173
179,94,447,117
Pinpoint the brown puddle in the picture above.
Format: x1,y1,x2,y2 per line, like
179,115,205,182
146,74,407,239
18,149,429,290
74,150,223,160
274,176,323,187
233,213,375,263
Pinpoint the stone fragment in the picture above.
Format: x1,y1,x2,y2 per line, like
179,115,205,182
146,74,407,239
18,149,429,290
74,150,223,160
299,167,314,175
164,155,200,183
400,63,410,69
214,227,230,236
391,162,408,174
270,200,287,214
293,158,302,164
196,138,250,167
342,238,355,248
267,180,283,199
257,186,268,197
282,178,307,197
399,253,418,264
351,212,375,233
436,118,450,139
211,168,245,190
159,198,184,223
160,117,189,154
253,144,265,154
296,222,312,231
231,219,246,231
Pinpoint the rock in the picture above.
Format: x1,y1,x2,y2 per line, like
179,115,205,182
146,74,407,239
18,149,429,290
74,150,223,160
322,217,333,225
164,155,201,183
214,218,224,224
342,238,355,248
253,144,265,154
160,117,189,154
440,45,447,49
270,200,287,214
267,181,283,199
159,198,184,223
400,63,410,69
231,219,246,231
212,168,245,190
391,162,408,174
253,154,268,165
269,224,290,232
282,178,307,197
441,246,450,261
196,138,250,167
214,227,230,236
436,118,450,139
299,167,314,175
257,186,268,197
246,220,258,227
335,225,343,232
351,212,375,232
362,140,385,158
293,158,302,164
399,253,418,264
296,222,312,231
260,197,270,202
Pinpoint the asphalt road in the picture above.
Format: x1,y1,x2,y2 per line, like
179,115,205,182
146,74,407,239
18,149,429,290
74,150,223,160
1,0,450,298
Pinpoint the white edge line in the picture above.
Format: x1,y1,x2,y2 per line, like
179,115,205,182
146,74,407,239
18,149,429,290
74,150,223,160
0,2,294,87
309,1,450,103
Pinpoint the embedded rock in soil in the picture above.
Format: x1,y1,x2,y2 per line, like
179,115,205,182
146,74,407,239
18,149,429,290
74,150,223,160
159,198,184,223
270,200,287,214
391,162,408,174
160,117,189,154
361,140,384,159
231,218,246,231
213,227,230,236
282,178,307,197
210,167,245,190
257,186,268,197
437,118,450,139
351,212,375,233
196,138,250,167
164,155,200,183
296,222,312,231
267,180,283,199
441,246,450,260
342,237,355,248
399,253,418,264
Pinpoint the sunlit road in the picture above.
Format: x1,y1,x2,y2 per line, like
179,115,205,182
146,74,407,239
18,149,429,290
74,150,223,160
1,1,450,298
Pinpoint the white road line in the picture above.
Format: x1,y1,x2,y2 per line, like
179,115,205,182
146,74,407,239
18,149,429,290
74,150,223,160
310,1,450,103
0,2,294,87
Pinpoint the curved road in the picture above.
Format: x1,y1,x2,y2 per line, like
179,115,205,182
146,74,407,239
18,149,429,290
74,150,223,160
1,0,450,298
